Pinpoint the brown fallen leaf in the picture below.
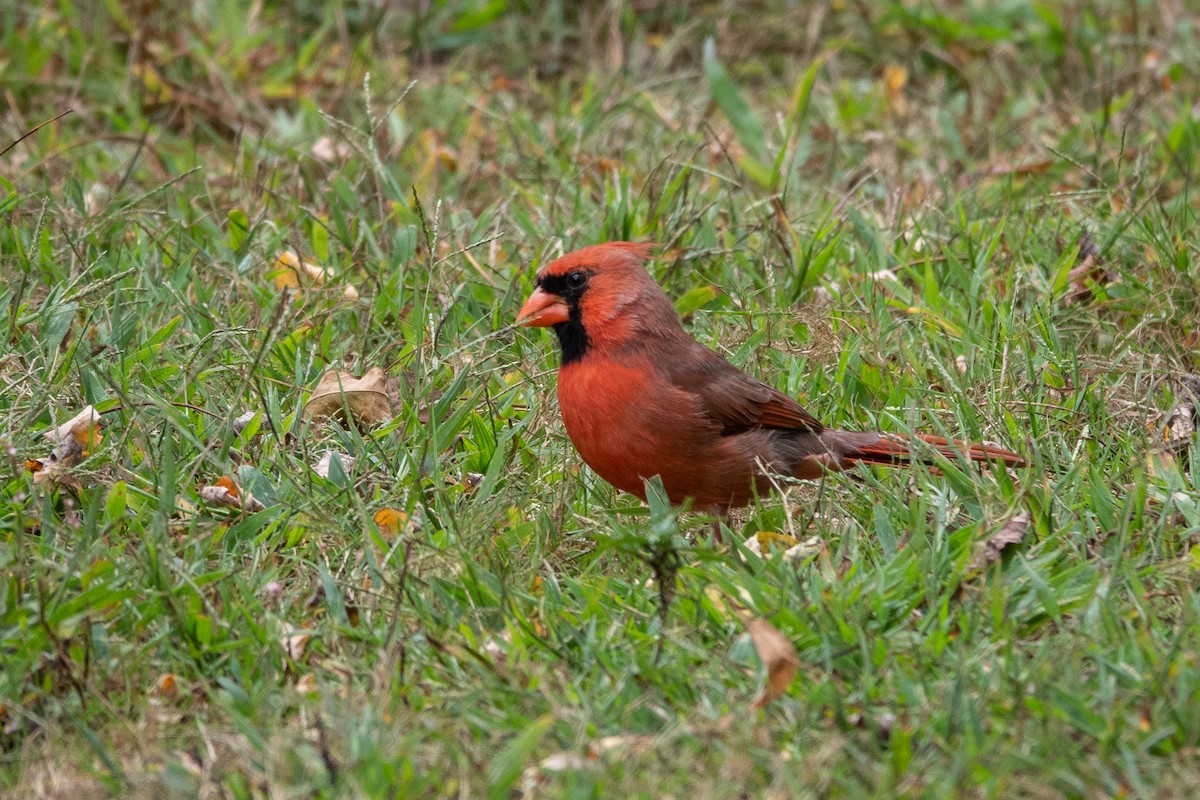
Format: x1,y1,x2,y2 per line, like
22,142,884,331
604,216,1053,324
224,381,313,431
1162,402,1198,449
313,450,356,479
30,405,103,483
1152,375,1200,472
533,751,588,774
44,405,101,462
43,406,103,451
152,673,181,698
1065,234,1111,304
882,64,907,115
968,511,1031,573
232,410,259,436
272,250,359,300
280,623,312,663
302,367,392,425
519,733,658,791
1162,375,1200,445
988,158,1054,177
589,734,655,759
444,471,484,493
199,475,266,512
199,476,241,508
748,618,800,709
741,531,823,562
311,135,351,163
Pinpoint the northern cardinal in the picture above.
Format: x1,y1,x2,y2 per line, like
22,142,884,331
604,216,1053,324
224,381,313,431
517,242,1024,514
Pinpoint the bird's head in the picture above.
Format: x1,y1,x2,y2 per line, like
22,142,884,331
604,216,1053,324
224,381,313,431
517,241,673,364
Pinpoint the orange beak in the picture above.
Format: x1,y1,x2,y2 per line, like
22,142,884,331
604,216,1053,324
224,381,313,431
517,287,570,327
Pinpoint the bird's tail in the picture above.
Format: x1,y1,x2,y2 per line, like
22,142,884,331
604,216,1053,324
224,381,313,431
825,430,1026,470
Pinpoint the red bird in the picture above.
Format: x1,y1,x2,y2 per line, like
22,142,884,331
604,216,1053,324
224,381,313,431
517,242,1024,514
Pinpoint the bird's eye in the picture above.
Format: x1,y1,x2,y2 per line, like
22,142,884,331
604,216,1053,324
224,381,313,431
567,271,587,288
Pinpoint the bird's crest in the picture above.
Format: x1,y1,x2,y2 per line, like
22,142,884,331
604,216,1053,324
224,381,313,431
536,241,657,279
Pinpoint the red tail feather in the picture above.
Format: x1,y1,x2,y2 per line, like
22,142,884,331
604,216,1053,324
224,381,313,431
841,433,1026,469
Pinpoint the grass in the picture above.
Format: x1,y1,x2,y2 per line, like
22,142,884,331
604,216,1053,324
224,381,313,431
3,0,1200,797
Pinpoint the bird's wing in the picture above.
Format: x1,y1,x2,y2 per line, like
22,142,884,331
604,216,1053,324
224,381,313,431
667,343,824,435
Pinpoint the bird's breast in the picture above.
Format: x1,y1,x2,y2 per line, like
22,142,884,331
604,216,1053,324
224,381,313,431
556,358,663,499
554,355,761,507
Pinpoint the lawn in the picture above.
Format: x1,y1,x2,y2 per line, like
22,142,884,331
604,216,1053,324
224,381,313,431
3,1,1200,797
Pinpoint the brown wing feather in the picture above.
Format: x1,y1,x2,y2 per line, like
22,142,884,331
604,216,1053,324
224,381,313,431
666,340,824,435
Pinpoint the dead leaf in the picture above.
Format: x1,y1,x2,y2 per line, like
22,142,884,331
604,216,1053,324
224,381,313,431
311,135,351,163
988,158,1054,177
445,472,484,493
302,367,392,425
1065,234,1111,304
199,476,265,512
41,405,102,468
883,64,907,115
295,673,319,695
535,752,587,773
748,618,799,709
152,673,180,698
280,624,311,663
232,411,259,436
1162,402,1198,447
313,450,355,479
272,251,359,300
30,406,103,483
742,531,823,562
1162,375,1200,445
373,507,409,538
1153,375,1200,471
43,406,102,449
589,734,655,758
482,629,512,664
968,511,1031,573
199,476,241,508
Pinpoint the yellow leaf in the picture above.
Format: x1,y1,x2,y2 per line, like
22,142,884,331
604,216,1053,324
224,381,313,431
883,64,907,114
374,507,408,538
